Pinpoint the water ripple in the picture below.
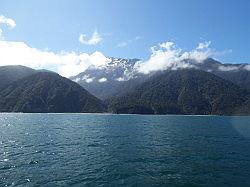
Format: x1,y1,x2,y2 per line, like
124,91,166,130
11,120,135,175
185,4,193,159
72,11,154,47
0,114,250,186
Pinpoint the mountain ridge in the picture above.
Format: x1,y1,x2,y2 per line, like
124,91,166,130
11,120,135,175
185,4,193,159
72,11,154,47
1,60,250,115
0,67,106,113
107,69,250,115
70,57,250,99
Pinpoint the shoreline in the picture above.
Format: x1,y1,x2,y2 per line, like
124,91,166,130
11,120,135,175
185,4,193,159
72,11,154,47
0,112,249,117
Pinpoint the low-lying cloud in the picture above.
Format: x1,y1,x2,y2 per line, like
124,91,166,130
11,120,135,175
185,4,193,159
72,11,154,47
0,40,110,77
2,14,248,79
0,15,112,78
244,65,250,71
218,65,239,71
0,38,229,78
135,41,213,74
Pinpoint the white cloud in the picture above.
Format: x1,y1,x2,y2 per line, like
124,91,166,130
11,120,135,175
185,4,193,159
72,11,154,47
218,65,239,71
77,75,95,83
0,17,109,78
181,41,212,63
0,15,16,39
98,77,107,83
85,77,94,83
73,77,81,82
197,41,211,50
159,41,175,50
0,16,237,80
135,41,214,74
0,15,16,28
79,31,102,45
244,65,250,71
0,40,110,78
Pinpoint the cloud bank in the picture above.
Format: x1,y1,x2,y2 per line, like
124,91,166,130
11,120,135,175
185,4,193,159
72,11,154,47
0,16,111,78
135,41,214,74
0,40,110,77
2,14,248,79
218,65,239,71
79,31,102,45
244,65,250,71
0,38,230,78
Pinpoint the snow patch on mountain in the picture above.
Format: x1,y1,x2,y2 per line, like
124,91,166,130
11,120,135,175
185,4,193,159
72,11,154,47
70,57,140,84
98,77,107,83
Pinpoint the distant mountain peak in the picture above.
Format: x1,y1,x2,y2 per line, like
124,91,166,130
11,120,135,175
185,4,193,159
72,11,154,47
70,57,141,84
69,57,250,100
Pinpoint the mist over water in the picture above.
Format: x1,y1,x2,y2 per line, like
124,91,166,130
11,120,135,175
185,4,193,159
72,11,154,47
1,114,250,186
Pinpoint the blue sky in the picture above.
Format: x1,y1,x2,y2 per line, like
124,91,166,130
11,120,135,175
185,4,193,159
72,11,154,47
0,0,250,76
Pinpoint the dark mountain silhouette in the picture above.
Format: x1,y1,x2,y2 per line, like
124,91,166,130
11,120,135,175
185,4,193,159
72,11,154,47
0,72,106,113
1,62,250,115
0,65,37,90
194,58,250,90
108,69,250,115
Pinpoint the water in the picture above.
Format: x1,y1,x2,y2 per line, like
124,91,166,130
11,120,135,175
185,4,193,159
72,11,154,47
1,114,250,186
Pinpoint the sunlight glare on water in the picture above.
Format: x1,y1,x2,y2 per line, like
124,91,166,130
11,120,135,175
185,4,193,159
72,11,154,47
0,114,250,186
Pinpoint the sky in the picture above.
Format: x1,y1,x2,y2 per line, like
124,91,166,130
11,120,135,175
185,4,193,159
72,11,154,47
0,0,250,77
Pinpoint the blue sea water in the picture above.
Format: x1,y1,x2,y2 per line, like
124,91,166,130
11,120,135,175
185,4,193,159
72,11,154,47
1,114,250,186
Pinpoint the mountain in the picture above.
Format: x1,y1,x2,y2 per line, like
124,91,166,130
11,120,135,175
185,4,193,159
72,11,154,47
70,57,250,100
2,59,250,115
0,65,60,90
0,72,106,113
216,70,250,91
193,58,250,90
0,65,37,90
70,57,143,99
107,69,250,115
